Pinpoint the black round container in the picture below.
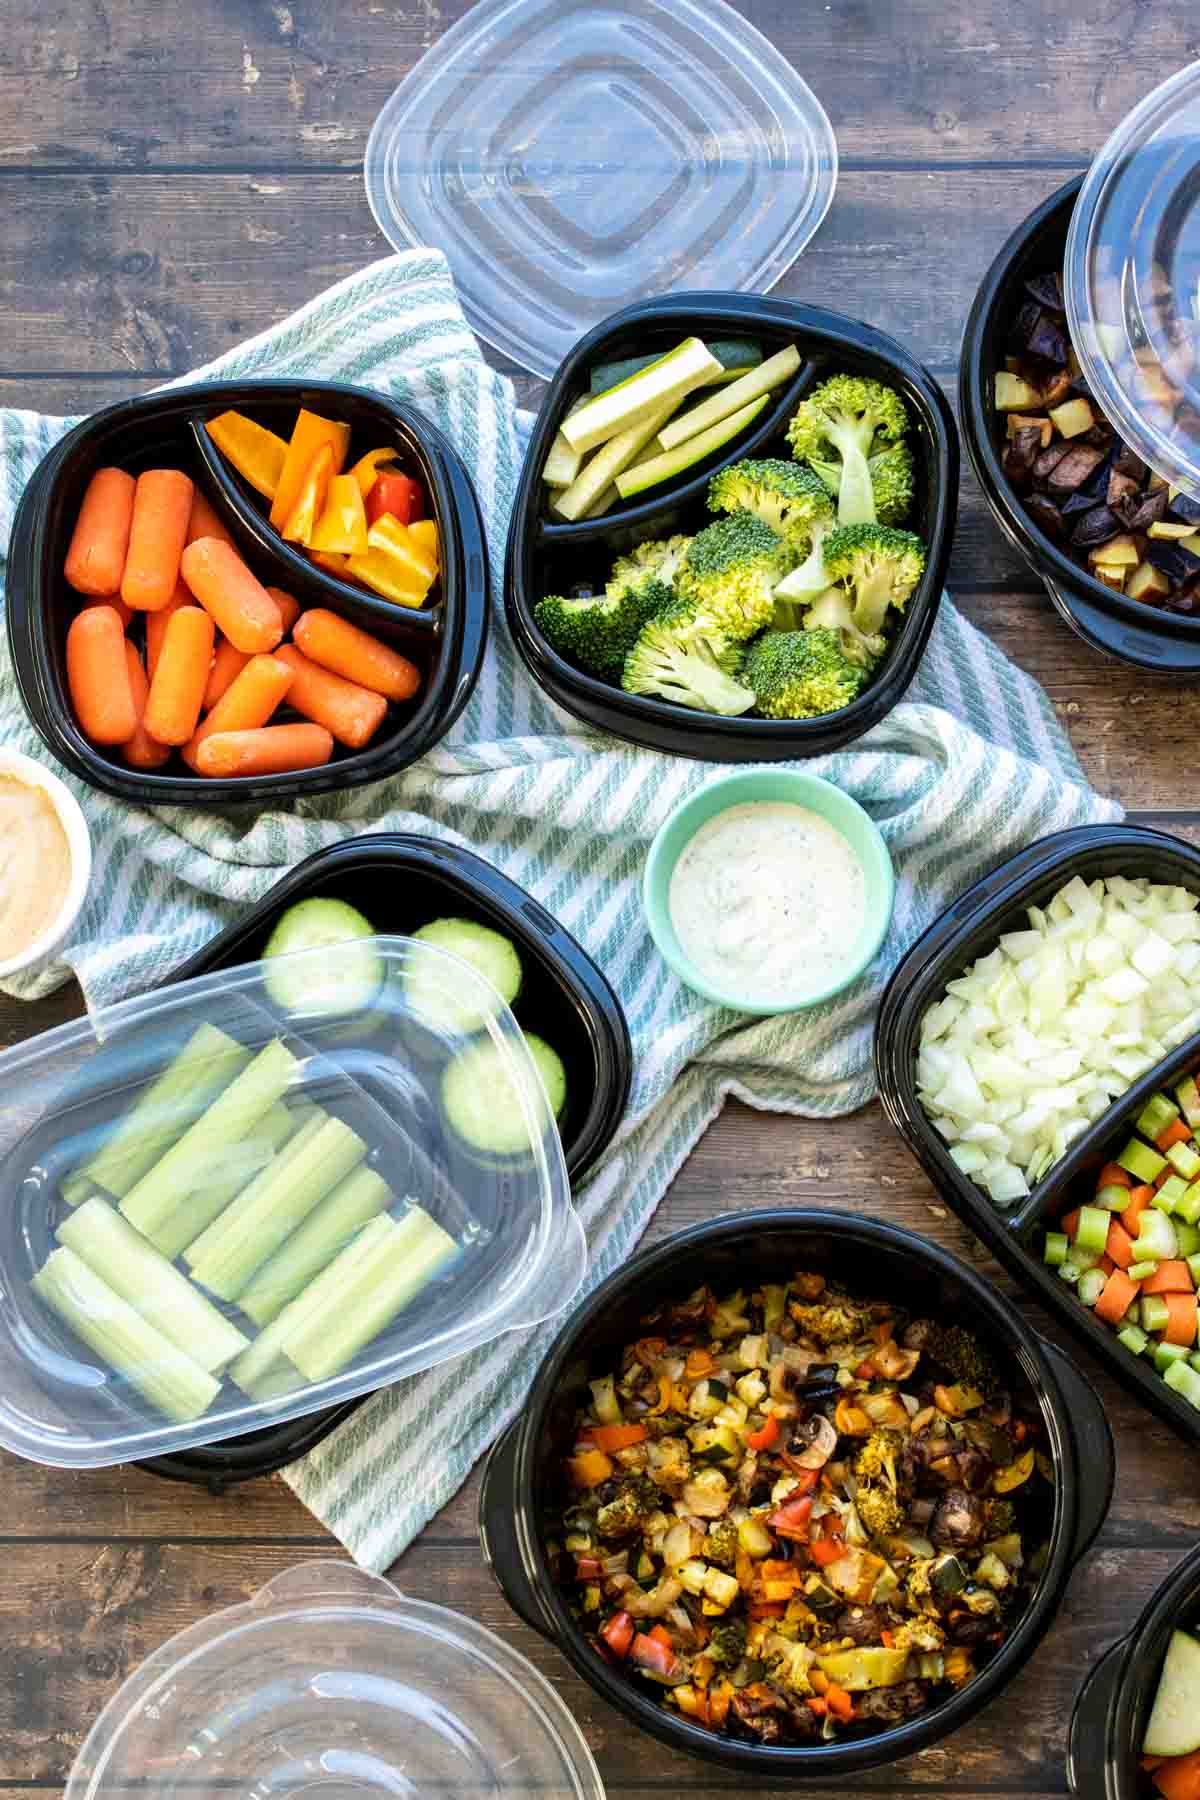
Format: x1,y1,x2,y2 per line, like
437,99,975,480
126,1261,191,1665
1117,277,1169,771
6,379,490,804
1068,1543,1200,1797
961,176,1200,676
506,294,959,759
478,1209,1114,1780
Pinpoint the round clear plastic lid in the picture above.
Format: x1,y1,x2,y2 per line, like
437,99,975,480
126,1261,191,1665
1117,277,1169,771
66,1561,605,1800
1066,62,1200,500
0,937,583,1467
364,0,837,379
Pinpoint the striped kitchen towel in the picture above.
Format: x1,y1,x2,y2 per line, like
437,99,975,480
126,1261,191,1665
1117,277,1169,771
0,250,1121,1568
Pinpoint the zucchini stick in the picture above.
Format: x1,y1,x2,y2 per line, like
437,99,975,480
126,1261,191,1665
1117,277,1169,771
61,1024,251,1205
32,1247,220,1424
119,1039,298,1240
656,344,802,452
56,1198,249,1373
238,1165,391,1326
148,1101,301,1261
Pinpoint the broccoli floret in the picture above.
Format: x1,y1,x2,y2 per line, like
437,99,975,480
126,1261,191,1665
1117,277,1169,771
742,629,865,721
622,611,756,716
808,441,915,528
855,1429,905,1490
608,534,692,598
787,374,909,525
854,1428,909,1538
802,587,887,668
677,512,788,641
856,1486,905,1538
595,1476,659,1539
707,459,834,553
771,516,837,621
789,1296,881,1346
535,579,672,680
892,1616,945,1653
763,1634,815,1696
823,522,927,638
704,1517,740,1570
910,1322,1002,1399
708,1618,748,1668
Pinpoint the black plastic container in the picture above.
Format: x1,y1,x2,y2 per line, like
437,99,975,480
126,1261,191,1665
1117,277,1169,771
506,294,958,759
961,176,1200,676
140,831,632,1489
876,822,1200,1446
1067,1542,1200,1797
479,1209,1114,1780
6,379,490,804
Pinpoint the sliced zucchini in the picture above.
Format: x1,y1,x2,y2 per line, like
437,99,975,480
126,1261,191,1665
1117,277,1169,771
406,918,522,1035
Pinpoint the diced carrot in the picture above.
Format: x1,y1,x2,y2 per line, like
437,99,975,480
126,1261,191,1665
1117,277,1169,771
1157,1119,1194,1152
64,467,136,596
587,1422,647,1453
1153,1745,1200,1799
1106,1220,1136,1270
1097,1254,1116,1278
121,469,195,610
1097,1163,1134,1190
806,1697,828,1716
274,644,388,749
1094,1268,1140,1327
825,1685,854,1723
1061,1209,1081,1241
1162,1293,1199,1348
185,489,235,548
183,654,293,769
120,640,171,771
264,586,302,635
145,582,196,681
180,538,284,654
1142,1261,1197,1296
293,607,421,703
203,636,251,709
194,723,334,778
66,605,137,744
1121,1186,1156,1238
143,605,215,746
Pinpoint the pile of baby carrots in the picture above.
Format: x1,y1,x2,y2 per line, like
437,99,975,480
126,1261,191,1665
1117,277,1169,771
63,465,421,778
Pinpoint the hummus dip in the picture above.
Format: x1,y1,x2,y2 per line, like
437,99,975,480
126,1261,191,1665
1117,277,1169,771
0,774,73,961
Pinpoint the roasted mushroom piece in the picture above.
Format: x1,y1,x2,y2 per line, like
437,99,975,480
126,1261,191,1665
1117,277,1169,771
929,1488,988,1550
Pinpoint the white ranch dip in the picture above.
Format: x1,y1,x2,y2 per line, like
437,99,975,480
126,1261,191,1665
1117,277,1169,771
668,801,866,1001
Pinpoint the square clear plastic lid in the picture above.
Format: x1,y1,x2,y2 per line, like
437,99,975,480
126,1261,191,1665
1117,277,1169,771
66,1561,605,1800
1066,61,1200,501
364,0,837,379
0,936,583,1468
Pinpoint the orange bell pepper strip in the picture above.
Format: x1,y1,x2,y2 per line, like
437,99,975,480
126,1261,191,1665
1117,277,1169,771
270,410,351,528
350,446,402,498
586,1422,647,1453
309,473,369,556
346,514,437,608
281,442,337,547
366,470,424,526
204,412,288,500
745,1413,779,1452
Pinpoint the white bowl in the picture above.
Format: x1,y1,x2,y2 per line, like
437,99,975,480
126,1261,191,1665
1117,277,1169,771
0,748,92,979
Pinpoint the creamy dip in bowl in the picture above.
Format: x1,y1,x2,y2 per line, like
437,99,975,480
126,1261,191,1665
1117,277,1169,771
0,748,92,978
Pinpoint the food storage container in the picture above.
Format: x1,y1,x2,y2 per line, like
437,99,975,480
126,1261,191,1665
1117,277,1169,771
6,379,489,803
479,1209,1114,1778
0,927,586,1471
1067,1541,1200,1797
875,821,1200,1446
506,294,958,761
65,1559,605,1800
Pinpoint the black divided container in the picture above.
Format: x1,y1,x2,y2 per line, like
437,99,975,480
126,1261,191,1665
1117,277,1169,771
139,832,631,1488
479,1210,1113,1780
506,294,959,759
6,380,490,804
961,176,1200,676
876,822,1200,1446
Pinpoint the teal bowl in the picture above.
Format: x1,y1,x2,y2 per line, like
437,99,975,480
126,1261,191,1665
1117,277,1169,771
642,769,895,1014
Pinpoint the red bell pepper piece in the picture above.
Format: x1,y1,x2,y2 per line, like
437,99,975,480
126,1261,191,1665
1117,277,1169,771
600,1611,635,1657
809,1525,846,1568
574,1555,603,1580
745,1412,779,1452
366,472,424,527
629,1631,680,1678
767,1495,814,1539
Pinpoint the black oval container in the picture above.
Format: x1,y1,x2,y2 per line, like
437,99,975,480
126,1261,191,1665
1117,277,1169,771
961,176,1200,677
506,295,958,760
140,831,631,1489
478,1209,1113,1780
876,821,1200,1446
1068,1542,1200,1798
6,379,490,804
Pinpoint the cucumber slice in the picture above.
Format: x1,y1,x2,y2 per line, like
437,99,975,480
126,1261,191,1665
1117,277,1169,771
589,339,763,396
263,898,382,1016
406,918,522,1036
441,1031,566,1156
1145,1629,1200,1756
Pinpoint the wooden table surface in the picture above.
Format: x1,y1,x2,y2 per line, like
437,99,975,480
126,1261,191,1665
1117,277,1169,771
3,4,1200,1794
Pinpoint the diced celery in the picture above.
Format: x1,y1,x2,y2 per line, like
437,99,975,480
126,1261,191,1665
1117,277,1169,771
237,1165,391,1327
1142,1295,1172,1334
1188,1252,1200,1287
1177,1222,1200,1258
1155,1342,1192,1373
1137,1210,1180,1261
1059,1261,1082,1285
1117,1138,1168,1184
1078,1268,1108,1307
1155,1176,1189,1213
1168,1141,1200,1181
1043,1231,1069,1267
148,1101,300,1261
1074,1206,1111,1255
1137,1092,1180,1140
1117,1324,1149,1356
1176,1075,1200,1129
1128,1260,1159,1282
1096,1183,1130,1210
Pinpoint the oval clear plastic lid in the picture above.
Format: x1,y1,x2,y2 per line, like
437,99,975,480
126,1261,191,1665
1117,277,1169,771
66,1560,605,1800
364,0,837,379
1066,61,1200,500
0,936,583,1467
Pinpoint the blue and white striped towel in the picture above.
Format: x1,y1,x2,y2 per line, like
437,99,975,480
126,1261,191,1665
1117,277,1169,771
0,251,1121,1568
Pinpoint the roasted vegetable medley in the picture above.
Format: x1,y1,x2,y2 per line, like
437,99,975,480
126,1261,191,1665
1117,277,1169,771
548,1271,1046,1744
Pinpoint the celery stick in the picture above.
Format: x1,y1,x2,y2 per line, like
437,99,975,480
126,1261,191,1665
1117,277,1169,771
32,1247,220,1423
62,1025,251,1205
656,344,801,452
186,1115,366,1302
56,1198,248,1374
148,1101,301,1261
120,1039,298,1240
283,1206,458,1383
238,1165,391,1326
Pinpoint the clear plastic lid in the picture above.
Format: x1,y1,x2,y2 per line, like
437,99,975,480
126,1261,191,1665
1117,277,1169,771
66,1561,605,1800
0,936,582,1467
1066,62,1200,501
364,0,837,379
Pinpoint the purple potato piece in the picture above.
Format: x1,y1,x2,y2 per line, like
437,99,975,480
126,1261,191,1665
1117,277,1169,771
1108,468,1142,513
1024,271,1064,311
1041,370,1074,409
1062,490,1099,519
1166,589,1198,614
1027,316,1069,366
1047,444,1108,492
1025,493,1066,540
1003,426,1044,488
1168,492,1200,526
1113,443,1148,481
1011,301,1044,353
1034,442,1073,481
1071,504,1121,548
1127,489,1171,532
1146,540,1200,583
1083,422,1116,449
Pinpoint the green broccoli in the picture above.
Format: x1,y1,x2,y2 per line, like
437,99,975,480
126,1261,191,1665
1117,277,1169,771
622,611,755,716
909,1322,1002,1399
708,1618,748,1668
607,534,692,599
704,1516,740,1570
802,586,887,667
787,374,909,525
822,522,927,638
771,517,837,617
676,512,789,641
595,1476,659,1539
853,1428,908,1538
809,441,915,527
855,1428,905,1489
707,459,834,554
535,579,673,680
742,629,865,720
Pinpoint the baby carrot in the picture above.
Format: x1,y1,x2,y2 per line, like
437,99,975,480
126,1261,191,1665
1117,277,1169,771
120,640,171,771
183,654,294,769
186,488,235,548
195,723,334,778
293,607,421,702
65,467,136,596
264,586,302,635
66,604,137,743
80,595,133,632
144,605,215,746
203,636,251,709
145,581,196,681
274,643,388,749
121,469,195,611
180,538,284,654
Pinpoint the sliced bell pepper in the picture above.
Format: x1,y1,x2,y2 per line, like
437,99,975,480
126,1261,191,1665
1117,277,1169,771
809,1524,846,1567
629,1632,679,1679
767,1495,813,1539
270,410,352,528
309,548,352,579
205,411,288,500
346,514,437,608
350,447,401,499
281,442,337,547
408,517,439,567
585,1422,647,1453
366,470,424,527
310,473,369,556
568,1447,613,1488
745,1412,779,1452
600,1611,635,1658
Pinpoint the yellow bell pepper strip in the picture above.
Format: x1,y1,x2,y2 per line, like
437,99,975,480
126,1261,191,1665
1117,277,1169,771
309,474,369,556
346,514,437,608
281,442,336,547
350,447,401,499
269,410,352,528
407,517,439,567
309,548,352,580
204,412,288,500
